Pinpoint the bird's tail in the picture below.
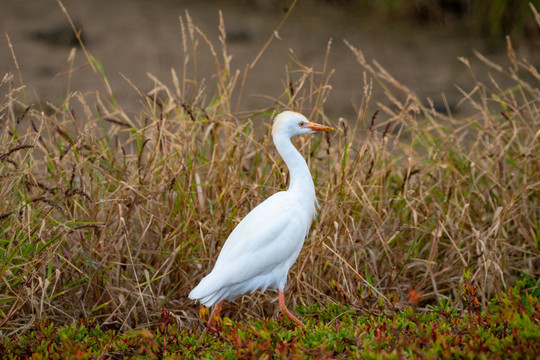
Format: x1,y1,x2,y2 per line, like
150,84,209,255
188,276,223,307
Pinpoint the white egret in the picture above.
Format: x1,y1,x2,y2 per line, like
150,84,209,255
189,111,335,328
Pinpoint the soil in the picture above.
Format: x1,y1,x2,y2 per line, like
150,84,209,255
1,0,537,123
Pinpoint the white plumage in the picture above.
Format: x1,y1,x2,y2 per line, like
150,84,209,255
189,111,335,327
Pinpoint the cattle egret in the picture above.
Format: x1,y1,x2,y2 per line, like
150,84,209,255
189,111,335,328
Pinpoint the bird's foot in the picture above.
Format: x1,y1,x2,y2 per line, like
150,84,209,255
280,311,305,328
198,300,225,340
199,321,221,340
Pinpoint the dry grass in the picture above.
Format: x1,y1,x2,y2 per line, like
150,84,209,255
0,9,538,334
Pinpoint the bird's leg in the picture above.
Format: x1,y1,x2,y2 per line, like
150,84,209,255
207,299,225,329
278,290,305,328
200,300,225,339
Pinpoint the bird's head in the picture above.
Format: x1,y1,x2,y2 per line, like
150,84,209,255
272,111,335,138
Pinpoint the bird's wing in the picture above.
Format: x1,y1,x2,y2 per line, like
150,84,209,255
216,213,305,283
217,191,307,260
191,192,310,298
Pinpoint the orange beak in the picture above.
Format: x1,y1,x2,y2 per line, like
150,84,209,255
306,122,336,132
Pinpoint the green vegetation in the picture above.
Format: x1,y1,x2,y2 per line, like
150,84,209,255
1,3,539,358
2,282,539,358
358,0,540,38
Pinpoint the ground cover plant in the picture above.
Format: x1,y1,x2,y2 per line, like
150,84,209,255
2,282,539,358
1,2,539,358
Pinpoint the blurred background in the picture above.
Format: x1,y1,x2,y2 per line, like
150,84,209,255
1,0,539,121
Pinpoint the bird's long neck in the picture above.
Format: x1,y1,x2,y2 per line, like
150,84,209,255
273,133,316,199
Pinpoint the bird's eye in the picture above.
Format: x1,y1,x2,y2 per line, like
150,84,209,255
299,122,305,127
